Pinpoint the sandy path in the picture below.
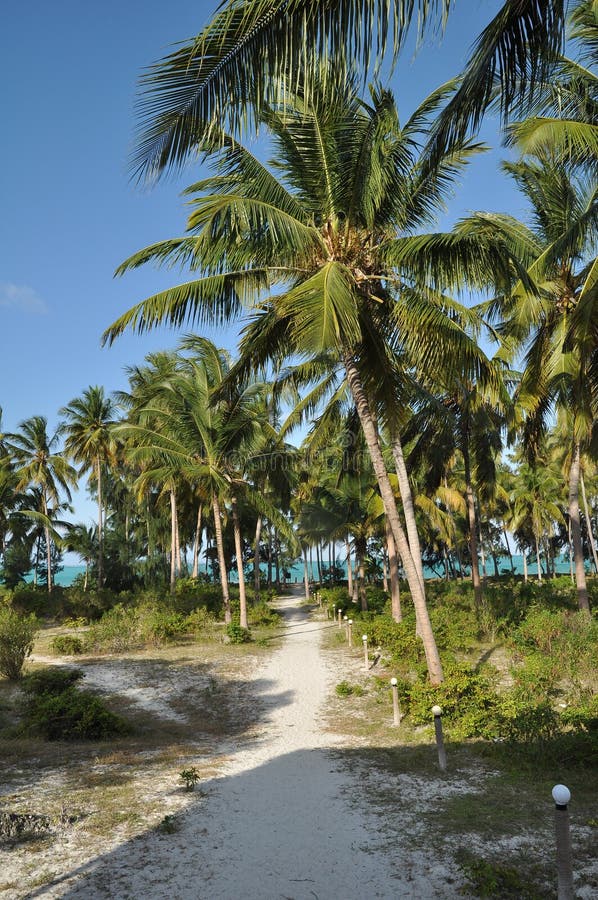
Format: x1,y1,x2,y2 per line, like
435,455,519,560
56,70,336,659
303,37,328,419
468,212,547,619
44,591,412,900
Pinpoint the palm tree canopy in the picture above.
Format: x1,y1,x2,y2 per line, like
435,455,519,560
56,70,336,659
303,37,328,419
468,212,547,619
131,0,565,182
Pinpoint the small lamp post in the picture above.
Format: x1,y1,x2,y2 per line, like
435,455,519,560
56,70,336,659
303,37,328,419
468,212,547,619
432,705,447,771
362,634,368,670
390,677,401,726
552,785,574,900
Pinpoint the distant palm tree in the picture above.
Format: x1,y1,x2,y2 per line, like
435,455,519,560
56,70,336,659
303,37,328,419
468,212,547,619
65,523,97,591
60,386,116,588
7,417,76,593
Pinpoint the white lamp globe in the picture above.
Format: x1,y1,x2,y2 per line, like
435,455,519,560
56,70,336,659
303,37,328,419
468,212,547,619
552,785,571,806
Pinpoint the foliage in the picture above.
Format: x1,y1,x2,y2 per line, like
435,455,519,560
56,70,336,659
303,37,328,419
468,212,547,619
179,767,201,791
20,666,129,741
0,607,38,680
83,603,188,653
457,851,547,899
50,635,84,656
248,602,281,628
226,623,252,644
335,680,364,697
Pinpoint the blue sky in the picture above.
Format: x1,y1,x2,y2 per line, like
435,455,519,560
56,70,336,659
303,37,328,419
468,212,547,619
2,0,527,529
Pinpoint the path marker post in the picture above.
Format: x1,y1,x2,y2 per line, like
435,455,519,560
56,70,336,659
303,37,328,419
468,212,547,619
432,705,447,771
362,634,368,670
348,619,353,647
552,785,574,900
391,677,401,726
337,608,342,628
333,604,336,623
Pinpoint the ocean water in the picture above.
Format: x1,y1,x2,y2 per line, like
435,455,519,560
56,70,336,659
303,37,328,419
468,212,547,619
30,555,581,588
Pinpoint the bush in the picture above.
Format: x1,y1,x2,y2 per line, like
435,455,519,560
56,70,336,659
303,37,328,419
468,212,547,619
0,607,38,680
226,623,252,644
50,635,84,656
407,664,500,739
185,606,217,636
24,688,129,741
248,603,281,628
335,680,364,697
21,666,129,741
83,603,188,653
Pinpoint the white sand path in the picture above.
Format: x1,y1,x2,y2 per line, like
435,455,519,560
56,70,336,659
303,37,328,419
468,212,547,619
40,591,434,899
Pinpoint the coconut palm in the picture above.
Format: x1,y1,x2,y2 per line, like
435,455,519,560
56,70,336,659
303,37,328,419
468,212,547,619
106,74,499,682
130,0,565,183
6,417,76,593
59,386,116,588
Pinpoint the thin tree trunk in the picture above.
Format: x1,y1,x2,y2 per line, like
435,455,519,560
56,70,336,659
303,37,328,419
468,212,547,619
569,442,590,611
274,530,280,589
253,514,263,600
346,539,354,598
309,546,313,583
580,472,598,574
267,527,273,589
96,458,104,589
343,352,443,684
231,497,248,629
174,497,181,577
42,493,52,594
463,444,483,609
302,547,310,602
477,510,487,583
212,495,231,623
523,549,528,582
382,546,389,592
316,543,322,583
568,518,574,583
192,504,202,579
84,561,88,591
386,520,402,622
535,533,542,583
169,488,177,594
392,436,425,592
503,525,515,575
355,538,368,611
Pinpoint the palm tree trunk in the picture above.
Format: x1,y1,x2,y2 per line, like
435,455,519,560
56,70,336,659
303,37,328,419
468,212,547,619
569,442,590,611
169,488,177,594
42,493,52,594
503,525,515,575
386,520,402,622
392,436,425,592
212,495,231,623
346,538,353,597
231,496,248,629
580,473,598,574
192,504,202,579
253,514,263,600
343,351,443,684
523,549,528,582
302,547,310,602
309,546,313,583
96,458,104,589
535,532,542,583
355,537,368,611
568,518,574,583
316,543,322,582
463,443,483,610
382,546,389,592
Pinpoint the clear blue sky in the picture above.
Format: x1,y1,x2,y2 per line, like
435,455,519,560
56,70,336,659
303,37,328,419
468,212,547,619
2,0,527,528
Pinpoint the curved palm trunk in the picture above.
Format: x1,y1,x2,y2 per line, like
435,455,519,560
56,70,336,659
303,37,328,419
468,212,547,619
462,443,483,610
231,497,248,629
355,535,368,611
302,547,310,602
42,493,52,594
212,494,231,623
344,352,443,684
345,538,354,598
192,504,202,579
96,458,103,589
580,473,598,575
386,520,402,623
392,437,425,592
569,442,590,611
253,514,263,600
169,488,177,594
502,525,515,576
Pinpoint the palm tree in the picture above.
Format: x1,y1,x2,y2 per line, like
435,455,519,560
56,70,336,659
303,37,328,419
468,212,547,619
6,417,76,593
65,523,97,591
130,0,566,183
105,75,499,683
59,386,116,588
510,458,563,581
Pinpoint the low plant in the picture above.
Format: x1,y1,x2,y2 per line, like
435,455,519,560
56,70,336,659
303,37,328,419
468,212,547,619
50,635,84,656
226,623,252,644
0,607,38,680
457,851,545,899
179,767,200,791
335,680,364,697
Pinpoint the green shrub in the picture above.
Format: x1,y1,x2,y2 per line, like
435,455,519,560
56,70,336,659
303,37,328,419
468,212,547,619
248,603,281,627
24,688,129,741
50,635,84,656
23,667,84,695
365,614,423,670
226,623,252,644
83,603,188,653
407,664,500,739
0,607,38,680
185,607,217,636
21,666,128,741
335,680,364,697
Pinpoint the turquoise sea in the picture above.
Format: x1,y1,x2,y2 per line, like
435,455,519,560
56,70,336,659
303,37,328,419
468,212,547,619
30,554,581,588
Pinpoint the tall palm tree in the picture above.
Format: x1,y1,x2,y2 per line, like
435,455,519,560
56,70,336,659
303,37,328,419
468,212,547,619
105,75,495,683
6,417,76,593
59,386,116,588
130,0,565,183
